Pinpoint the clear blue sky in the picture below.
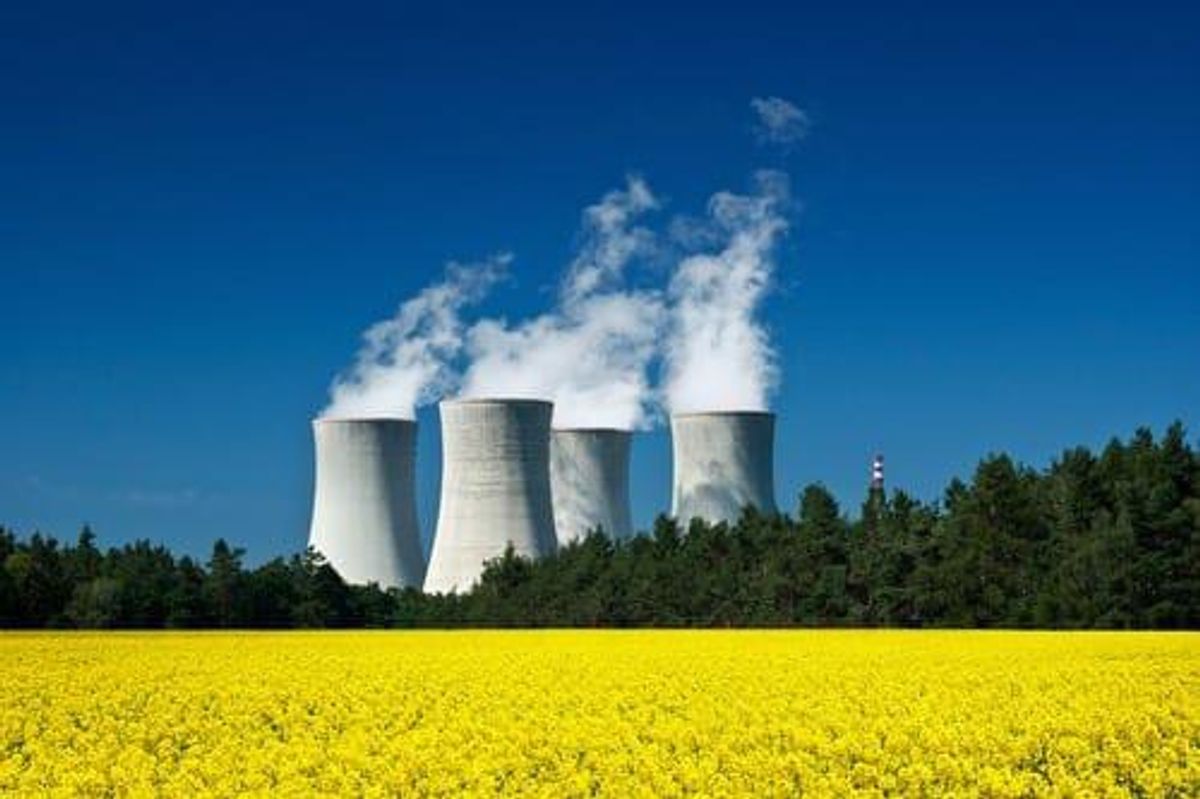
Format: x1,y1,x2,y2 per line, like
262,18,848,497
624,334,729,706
2,1,1196,562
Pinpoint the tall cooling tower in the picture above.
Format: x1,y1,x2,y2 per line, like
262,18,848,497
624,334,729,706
670,411,777,525
424,399,558,594
551,428,633,545
308,418,426,588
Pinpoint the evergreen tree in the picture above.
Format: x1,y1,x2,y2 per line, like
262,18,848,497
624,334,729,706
204,539,246,627
0,423,1195,629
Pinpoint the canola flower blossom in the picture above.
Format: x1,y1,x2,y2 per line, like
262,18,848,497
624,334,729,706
0,631,1196,796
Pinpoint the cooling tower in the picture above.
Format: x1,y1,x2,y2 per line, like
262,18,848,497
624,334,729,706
551,428,634,545
424,399,558,594
308,418,426,588
670,411,777,525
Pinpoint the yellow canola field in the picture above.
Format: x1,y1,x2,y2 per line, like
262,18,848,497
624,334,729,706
1,631,1196,797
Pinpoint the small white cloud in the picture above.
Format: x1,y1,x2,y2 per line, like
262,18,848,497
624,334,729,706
750,96,810,146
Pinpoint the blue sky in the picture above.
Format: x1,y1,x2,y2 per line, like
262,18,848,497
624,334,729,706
2,2,1196,562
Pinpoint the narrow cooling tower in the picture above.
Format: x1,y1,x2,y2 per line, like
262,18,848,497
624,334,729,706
670,411,777,525
551,428,634,545
308,418,426,588
424,399,557,594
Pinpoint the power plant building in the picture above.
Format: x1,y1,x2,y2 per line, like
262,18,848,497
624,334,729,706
424,399,558,594
670,411,777,525
550,428,634,545
307,418,426,588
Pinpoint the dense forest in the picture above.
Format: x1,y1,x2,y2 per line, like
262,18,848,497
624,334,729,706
2,424,1196,629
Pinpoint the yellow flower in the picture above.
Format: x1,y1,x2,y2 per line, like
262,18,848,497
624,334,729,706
0,631,1196,796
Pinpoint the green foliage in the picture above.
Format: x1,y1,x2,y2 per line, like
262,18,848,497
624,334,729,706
0,423,1196,628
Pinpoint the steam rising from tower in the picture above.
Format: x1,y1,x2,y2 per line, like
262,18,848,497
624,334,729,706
315,98,807,573
662,172,789,414
322,257,507,419
308,418,425,588
459,178,664,430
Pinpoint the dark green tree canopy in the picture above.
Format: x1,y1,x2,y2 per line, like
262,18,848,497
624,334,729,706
1,423,1196,629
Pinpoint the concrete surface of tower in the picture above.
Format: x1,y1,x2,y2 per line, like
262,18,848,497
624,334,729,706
308,418,426,588
550,428,634,545
670,411,777,525
424,399,558,593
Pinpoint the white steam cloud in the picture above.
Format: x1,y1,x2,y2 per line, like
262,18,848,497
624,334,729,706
321,256,507,419
323,97,801,427
751,96,810,146
662,171,789,413
562,176,658,303
459,177,665,430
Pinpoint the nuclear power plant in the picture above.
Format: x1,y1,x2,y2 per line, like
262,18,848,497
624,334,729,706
423,399,559,594
550,428,633,545
670,411,777,525
307,418,426,588
307,403,781,590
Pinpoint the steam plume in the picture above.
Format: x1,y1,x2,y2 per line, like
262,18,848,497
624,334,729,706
562,176,658,304
322,256,507,419
459,177,664,430
662,171,789,413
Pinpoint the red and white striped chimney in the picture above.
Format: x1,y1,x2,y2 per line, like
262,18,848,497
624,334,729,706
871,453,885,492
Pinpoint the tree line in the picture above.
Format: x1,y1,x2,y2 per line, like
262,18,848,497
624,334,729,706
2,423,1196,629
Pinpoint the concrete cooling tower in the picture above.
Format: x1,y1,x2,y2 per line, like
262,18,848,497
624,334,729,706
308,418,426,588
551,428,633,545
424,399,558,594
670,411,777,525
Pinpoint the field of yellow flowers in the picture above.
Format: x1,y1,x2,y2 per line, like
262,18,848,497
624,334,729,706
1,631,1196,796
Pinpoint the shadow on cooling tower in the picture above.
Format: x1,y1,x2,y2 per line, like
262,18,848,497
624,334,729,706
670,411,777,526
